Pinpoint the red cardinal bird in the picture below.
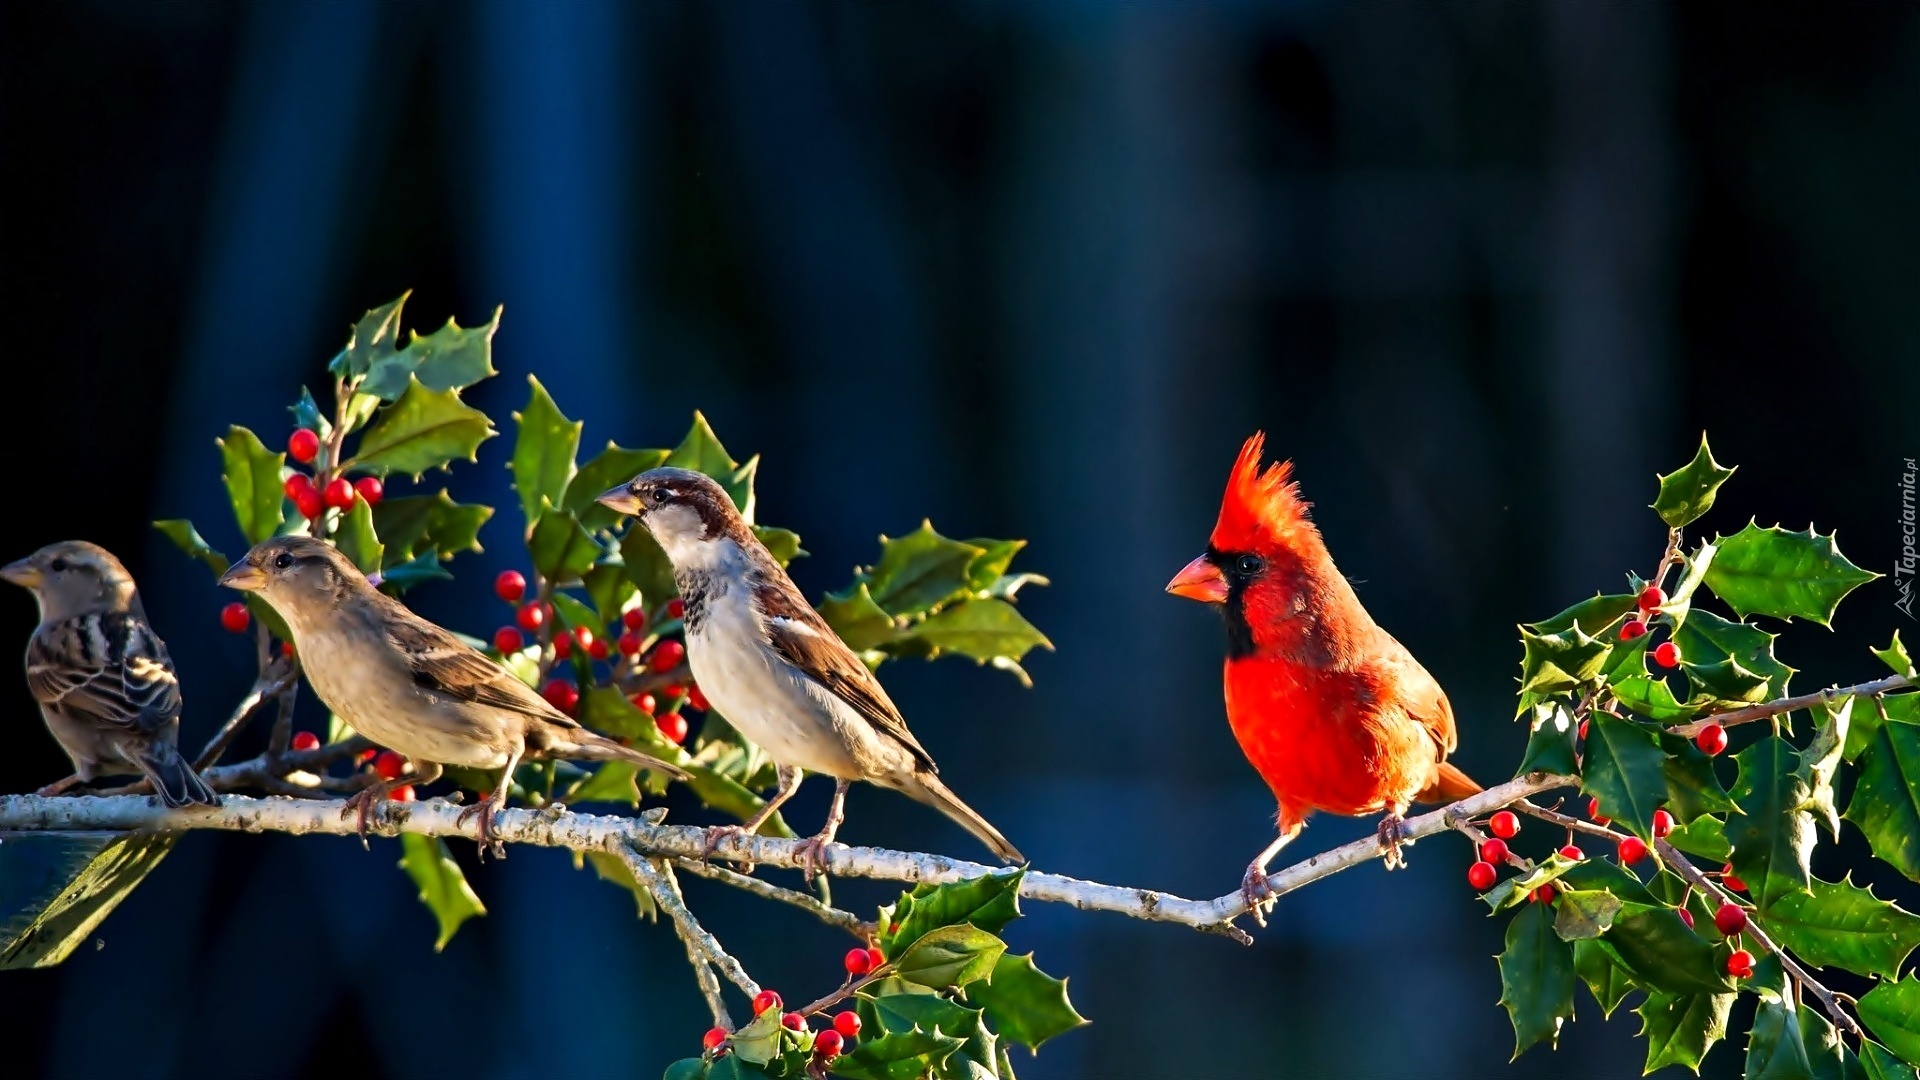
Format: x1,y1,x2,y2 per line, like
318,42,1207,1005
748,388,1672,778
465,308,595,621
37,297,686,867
1167,433,1479,923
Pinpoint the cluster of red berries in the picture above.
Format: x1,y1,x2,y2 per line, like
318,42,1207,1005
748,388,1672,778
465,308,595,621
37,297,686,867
1618,586,1680,668
284,429,381,522
702,948,885,1062
1466,810,1552,896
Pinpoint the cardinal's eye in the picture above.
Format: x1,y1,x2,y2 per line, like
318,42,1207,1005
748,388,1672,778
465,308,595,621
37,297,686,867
47,557,68,573
1235,554,1265,577
274,553,294,570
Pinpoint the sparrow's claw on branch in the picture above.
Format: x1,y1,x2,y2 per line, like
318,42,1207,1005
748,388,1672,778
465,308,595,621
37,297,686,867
1240,863,1277,927
1376,813,1410,870
792,835,837,886
703,824,755,871
456,795,505,860
340,785,386,847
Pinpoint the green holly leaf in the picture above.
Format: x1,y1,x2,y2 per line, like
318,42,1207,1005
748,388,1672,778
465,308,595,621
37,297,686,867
1572,938,1637,1018
0,832,176,969
550,592,601,636
1519,624,1612,695
1848,707,1920,882
360,306,500,400
348,377,496,479
153,520,229,578
1582,714,1669,839
1849,694,1920,763
1601,901,1736,996
881,870,1024,956
1612,676,1708,722
1684,655,1773,705
289,385,332,440
1860,980,1920,1067
820,583,901,652
1482,853,1584,912
1875,630,1918,680
1701,522,1878,626
892,925,1006,989
563,762,645,808
1672,609,1795,700
963,952,1087,1054
565,443,669,533
705,1054,775,1080
901,598,1052,667
510,376,582,527
1551,888,1623,940
1801,698,1851,838
216,425,286,545
1516,700,1579,776
1801,1005,1855,1080
1637,991,1734,1075
1653,434,1738,528
664,412,750,508
1659,732,1738,824
1861,1040,1919,1080
865,523,987,617
371,490,492,565
750,525,805,567
1560,857,1659,905
1496,901,1576,1059
1761,875,1920,979
1746,986,1816,1080
830,1028,966,1080
577,686,680,763
396,834,485,951
376,550,452,593
1666,815,1733,863
331,498,382,574
617,524,678,611
330,293,409,380
1726,735,1816,909
582,560,637,630
862,991,998,1075
1530,592,1640,636
528,504,602,585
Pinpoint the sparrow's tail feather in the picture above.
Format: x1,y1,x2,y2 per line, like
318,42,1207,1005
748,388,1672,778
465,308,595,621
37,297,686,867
135,742,219,808
895,771,1024,864
1416,761,1482,804
543,725,691,781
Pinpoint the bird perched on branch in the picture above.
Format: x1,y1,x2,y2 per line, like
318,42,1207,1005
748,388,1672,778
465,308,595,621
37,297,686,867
598,467,1022,875
3,541,218,808
1167,434,1478,923
220,536,685,850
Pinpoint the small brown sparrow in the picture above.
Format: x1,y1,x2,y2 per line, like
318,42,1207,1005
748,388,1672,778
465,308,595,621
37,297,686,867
220,536,685,848
3,541,217,807
598,468,1022,874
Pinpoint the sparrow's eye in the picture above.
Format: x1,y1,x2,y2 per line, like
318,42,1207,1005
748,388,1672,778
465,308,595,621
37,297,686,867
273,553,294,570
47,557,68,573
649,488,672,506
1235,554,1265,578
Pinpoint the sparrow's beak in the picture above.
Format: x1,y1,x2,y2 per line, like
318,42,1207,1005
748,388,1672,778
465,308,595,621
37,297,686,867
1166,555,1229,604
596,484,643,517
218,563,267,592
0,559,40,588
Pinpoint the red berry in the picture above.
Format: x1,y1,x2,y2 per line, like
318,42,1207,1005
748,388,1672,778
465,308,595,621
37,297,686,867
650,639,686,673
1532,884,1557,904
866,947,886,969
1588,797,1610,825
1652,808,1675,838
844,947,874,975
588,638,610,661
617,631,643,656
1639,585,1666,612
623,607,648,631
1618,836,1649,864
1467,861,1498,890
1721,864,1748,892
1653,641,1680,668
1696,723,1729,756
374,750,406,780
354,477,383,506
631,692,657,716
573,627,596,655
1559,844,1584,861
553,629,573,659
323,477,355,509
1714,902,1748,935
543,679,579,714
1579,718,1590,741
354,749,376,766
290,731,320,752
493,627,524,654
833,1011,862,1038
281,640,296,658
295,487,325,521
687,685,710,712
656,712,688,745
288,428,320,464
752,990,781,1016
516,602,546,632
391,784,416,802
495,570,527,603
662,683,686,701
814,1029,844,1058
283,473,314,501
668,597,686,620
220,602,251,634
1480,838,1509,864
780,1012,804,1032
702,1027,728,1052
1487,810,1519,840
1727,949,1754,978
1620,618,1648,641
1678,907,1695,929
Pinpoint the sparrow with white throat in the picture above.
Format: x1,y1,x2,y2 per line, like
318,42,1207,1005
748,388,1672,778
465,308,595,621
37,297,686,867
598,467,1023,875
220,536,686,851
4,541,218,807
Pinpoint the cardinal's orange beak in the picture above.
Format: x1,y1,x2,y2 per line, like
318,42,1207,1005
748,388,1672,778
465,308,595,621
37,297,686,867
1166,555,1228,604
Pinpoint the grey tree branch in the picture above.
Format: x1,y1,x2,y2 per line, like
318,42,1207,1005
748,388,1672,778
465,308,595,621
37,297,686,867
668,855,870,936
1664,675,1909,737
613,844,760,1000
648,855,734,1029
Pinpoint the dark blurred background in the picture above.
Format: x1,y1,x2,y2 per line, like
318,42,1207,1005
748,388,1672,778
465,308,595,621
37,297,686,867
3,2,1918,1077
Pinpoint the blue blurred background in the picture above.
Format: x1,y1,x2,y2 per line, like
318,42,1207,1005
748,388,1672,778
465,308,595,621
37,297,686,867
3,2,1918,1077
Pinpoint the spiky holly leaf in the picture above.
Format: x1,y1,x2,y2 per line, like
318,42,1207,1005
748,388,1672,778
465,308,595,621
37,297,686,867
892,925,1005,989
963,539,1027,593
964,952,1087,1054
1762,875,1920,979
1849,693,1920,763
290,385,332,440
371,490,491,565
750,525,805,567
902,598,1053,667
565,443,668,533
831,1028,966,1080
1666,815,1733,863
880,869,1024,956
581,561,636,631
1725,735,1816,909
1612,676,1708,722
864,523,987,618
1496,901,1576,1059
396,834,485,951
1702,522,1878,626
348,377,496,479
1551,889,1623,940
1482,852,1584,912
1745,981,1815,1080
1672,609,1795,700
528,504,601,585
1581,714,1669,839
616,524,677,611
0,832,176,969
1516,700,1579,776
1560,857,1658,906
1572,938,1637,1018
1659,732,1738,824
1685,656,1773,705
1875,630,1918,680
1798,1005,1851,1080
359,307,500,401
510,376,581,527
333,499,383,574
1862,1039,1920,1080
1843,715,1920,884
1602,902,1735,996
1637,990,1735,1075
863,989,999,1075
1653,435,1737,528
217,425,285,544
819,583,900,652
376,550,451,593
153,520,229,578
1532,592,1640,636
1518,625,1612,695
329,293,408,380
1801,698,1851,838
664,412,753,513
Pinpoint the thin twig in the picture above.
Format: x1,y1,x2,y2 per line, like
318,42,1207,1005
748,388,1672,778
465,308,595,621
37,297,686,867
193,662,299,771
1651,526,1684,591
652,857,734,1028
613,843,760,999
1665,675,1910,737
668,856,870,936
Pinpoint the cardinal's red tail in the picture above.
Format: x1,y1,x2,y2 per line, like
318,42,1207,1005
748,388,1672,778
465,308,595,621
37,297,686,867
1417,761,1483,804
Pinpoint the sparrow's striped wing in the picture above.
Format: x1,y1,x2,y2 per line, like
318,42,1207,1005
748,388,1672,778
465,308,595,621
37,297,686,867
25,613,181,736
752,576,938,772
375,594,578,726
